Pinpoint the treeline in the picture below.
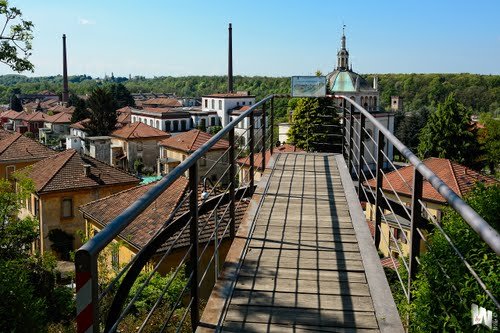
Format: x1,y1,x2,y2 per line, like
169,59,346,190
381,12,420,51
366,73,500,115
1,73,499,115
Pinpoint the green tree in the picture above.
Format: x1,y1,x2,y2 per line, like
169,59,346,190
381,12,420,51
288,97,339,151
9,92,22,110
0,172,75,331
418,93,480,168
84,86,118,136
0,1,34,72
394,107,430,153
109,83,135,108
478,113,500,175
409,184,499,331
69,93,89,123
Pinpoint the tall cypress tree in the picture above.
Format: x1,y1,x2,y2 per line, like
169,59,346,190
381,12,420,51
84,87,118,136
69,94,90,123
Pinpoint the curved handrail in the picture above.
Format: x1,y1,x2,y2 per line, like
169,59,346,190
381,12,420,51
335,94,500,255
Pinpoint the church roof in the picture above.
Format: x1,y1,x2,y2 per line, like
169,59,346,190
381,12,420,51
327,69,374,93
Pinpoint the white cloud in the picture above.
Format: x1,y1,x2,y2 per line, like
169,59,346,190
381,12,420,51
78,18,95,25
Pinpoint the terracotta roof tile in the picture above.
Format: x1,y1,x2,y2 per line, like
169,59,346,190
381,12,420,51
0,132,56,162
111,122,170,140
45,112,72,124
0,110,20,119
237,144,303,170
70,119,90,130
203,92,255,98
364,157,498,203
159,129,229,153
26,149,140,193
24,112,51,122
142,98,182,108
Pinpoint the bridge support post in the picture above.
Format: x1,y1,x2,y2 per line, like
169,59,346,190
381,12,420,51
229,128,236,239
189,164,199,330
357,112,365,198
270,97,274,156
408,168,423,302
75,250,99,333
261,102,266,171
348,103,354,174
342,103,347,159
374,131,385,249
249,110,255,194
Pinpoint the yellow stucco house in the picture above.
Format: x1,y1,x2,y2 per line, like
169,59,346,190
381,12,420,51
80,176,248,299
364,157,498,260
158,129,230,184
19,149,140,255
0,129,56,179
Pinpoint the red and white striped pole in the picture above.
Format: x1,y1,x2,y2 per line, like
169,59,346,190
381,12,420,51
76,250,98,333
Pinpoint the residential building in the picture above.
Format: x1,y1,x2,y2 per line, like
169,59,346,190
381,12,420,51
110,122,170,172
130,107,194,133
19,149,140,254
0,130,56,179
158,129,230,182
39,112,72,145
80,177,248,298
363,157,498,258
0,110,20,131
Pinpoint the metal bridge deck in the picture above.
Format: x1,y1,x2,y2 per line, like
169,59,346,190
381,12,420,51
199,153,403,333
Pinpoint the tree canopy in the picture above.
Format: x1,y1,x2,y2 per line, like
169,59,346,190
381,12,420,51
418,93,480,168
69,93,89,123
109,83,135,108
84,86,118,136
409,184,499,331
288,97,339,152
0,1,34,72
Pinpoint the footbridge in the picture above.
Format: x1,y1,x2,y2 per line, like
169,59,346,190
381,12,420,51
75,95,500,333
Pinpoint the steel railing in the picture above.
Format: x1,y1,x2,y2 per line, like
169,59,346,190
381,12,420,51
75,94,289,333
336,95,500,324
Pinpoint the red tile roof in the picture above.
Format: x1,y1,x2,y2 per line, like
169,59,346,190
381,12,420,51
0,110,20,119
80,178,249,250
111,122,170,140
26,149,139,193
23,112,51,122
142,98,182,108
70,119,90,130
117,112,131,125
364,157,498,203
237,144,303,170
159,129,229,153
47,104,75,114
46,112,72,124
0,132,56,162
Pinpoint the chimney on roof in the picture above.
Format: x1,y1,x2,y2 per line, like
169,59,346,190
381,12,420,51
83,164,91,177
62,34,69,104
228,23,233,93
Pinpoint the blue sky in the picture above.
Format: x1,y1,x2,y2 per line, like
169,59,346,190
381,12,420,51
3,0,500,77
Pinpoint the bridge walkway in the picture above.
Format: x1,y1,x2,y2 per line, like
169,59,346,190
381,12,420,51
198,153,403,333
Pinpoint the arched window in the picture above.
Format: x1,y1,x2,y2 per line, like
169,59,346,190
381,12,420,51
165,121,171,132
373,97,377,109
156,120,160,129
173,120,179,132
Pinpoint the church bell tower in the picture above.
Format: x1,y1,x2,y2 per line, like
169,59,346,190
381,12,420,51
337,26,349,70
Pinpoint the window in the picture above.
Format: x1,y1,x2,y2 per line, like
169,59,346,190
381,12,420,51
237,102,240,106
204,99,208,108
218,100,222,110
156,120,160,129
173,120,179,132
61,198,73,218
190,118,194,128
5,165,15,179
210,117,216,126
181,120,186,131
249,101,252,105
242,101,246,105
211,99,215,109
165,121,171,132
34,197,39,218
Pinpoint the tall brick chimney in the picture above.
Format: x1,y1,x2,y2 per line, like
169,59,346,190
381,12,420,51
228,23,233,93
62,34,69,104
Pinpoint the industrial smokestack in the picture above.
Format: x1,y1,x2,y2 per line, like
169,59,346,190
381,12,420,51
228,23,233,93
62,34,69,104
